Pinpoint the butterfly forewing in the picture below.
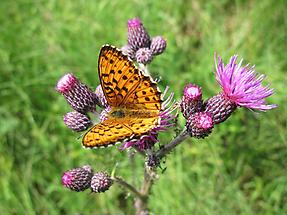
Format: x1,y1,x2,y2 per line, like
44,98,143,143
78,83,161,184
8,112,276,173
98,45,142,107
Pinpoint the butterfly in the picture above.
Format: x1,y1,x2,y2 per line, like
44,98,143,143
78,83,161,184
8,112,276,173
82,45,162,148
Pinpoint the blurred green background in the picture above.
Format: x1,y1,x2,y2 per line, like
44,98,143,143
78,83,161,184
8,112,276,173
0,0,286,214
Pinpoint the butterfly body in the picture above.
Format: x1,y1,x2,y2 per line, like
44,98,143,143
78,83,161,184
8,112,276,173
82,45,162,148
109,107,159,119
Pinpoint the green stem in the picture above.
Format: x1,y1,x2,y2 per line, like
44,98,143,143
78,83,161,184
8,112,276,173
156,129,189,159
112,176,145,200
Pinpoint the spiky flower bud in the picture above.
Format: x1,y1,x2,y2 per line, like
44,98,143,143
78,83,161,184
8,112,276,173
121,45,136,60
61,165,93,192
123,133,158,151
95,85,108,108
136,48,153,64
204,93,237,124
186,112,213,138
180,84,203,119
63,111,92,132
90,172,113,193
127,18,151,50
56,73,99,113
150,36,167,55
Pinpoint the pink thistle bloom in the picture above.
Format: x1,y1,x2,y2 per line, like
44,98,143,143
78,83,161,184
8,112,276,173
124,17,167,65
90,172,113,193
95,85,108,108
215,54,276,111
63,111,92,132
180,83,203,119
127,18,151,50
55,73,99,113
61,165,93,192
186,112,214,138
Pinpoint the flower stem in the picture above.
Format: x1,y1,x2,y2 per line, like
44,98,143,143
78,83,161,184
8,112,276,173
134,165,157,215
112,176,145,200
156,128,189,159
128,150,136,185
134,129,189,214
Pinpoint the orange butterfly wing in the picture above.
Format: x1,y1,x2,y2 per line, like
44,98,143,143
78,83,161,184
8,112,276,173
82,45,162,148
98,45,162,110
82,119,133,148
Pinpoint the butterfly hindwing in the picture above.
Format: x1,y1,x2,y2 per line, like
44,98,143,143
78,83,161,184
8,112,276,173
82,119,133,148
125,117,159,136
124,75,162,110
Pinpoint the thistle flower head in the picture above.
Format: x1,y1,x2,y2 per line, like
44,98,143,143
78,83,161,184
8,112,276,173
90,172,113,193
123,132,159,151
121,45,136,60
215,54,276,111
63,111,92,132
127,18,151,50
186,112,213,138
183,84,202,100
61,165,93,192
180,83,203,119
204,93,236,124
56,73,78,93
150,36,167,56
95,85,108,108
56,73,99,113
135,48,153,65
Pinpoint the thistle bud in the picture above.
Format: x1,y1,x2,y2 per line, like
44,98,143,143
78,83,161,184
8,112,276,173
63,111,92,132
150,36,167,56
186,112,213,138
56,73,99,113
90,172,113,193
61,165,93,192
180,84,203,119
121,45,136,61
204,93,236,124
127,18,151,50
135,48,153,64
95,85,108,108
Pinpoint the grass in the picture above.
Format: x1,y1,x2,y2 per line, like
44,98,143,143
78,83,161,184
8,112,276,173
0,0,286,214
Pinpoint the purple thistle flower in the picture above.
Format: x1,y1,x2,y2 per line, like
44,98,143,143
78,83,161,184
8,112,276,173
95,84,108,108
55,73,99,113
63,111,92,132
90,172,113,193
180,83,203,119
61,165,93,192
126,18,167,65
122,87,177,150
214,54,276,111
121,45,136,61
135,48,153,65
186,112,213,138
150,36,167,56
204,93,237,124
127,18,151,50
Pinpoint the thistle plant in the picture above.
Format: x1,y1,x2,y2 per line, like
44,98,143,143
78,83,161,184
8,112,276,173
56,18,276,214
